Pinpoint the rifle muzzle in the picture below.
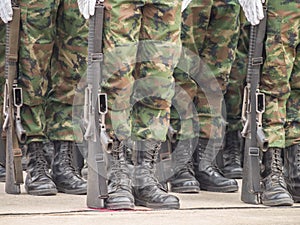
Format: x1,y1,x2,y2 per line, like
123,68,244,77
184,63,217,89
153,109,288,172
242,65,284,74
100,130,113,153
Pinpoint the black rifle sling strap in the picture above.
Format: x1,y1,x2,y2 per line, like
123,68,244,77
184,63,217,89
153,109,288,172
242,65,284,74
248,8,267,194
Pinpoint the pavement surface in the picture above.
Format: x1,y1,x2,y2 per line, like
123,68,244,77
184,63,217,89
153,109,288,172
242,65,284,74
1,179,300,225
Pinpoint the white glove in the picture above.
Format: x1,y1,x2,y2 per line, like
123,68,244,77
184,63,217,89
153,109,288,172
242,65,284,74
77,0,97,19
182,0,192,12
0,0,13,23
238,0,265,25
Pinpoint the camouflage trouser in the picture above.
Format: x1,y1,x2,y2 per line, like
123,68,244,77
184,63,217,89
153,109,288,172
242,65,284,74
170,4,199,141
102,1,182,142
170,0,241,141
192,0,241,140
260,1,300,148
18,0,88,143
224,12,249,133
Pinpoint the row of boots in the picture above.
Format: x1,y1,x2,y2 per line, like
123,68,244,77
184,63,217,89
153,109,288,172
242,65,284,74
3,132,300,208
169,138,238,193
104,137,240,210
25,141,87,195
167,131,299,207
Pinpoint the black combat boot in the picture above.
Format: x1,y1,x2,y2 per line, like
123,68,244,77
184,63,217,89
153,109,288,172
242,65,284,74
221,130,243,179
21,144,27,171
193,138,238,192
43,141,54,169
51,141,87,194
169,139,200,193
133,139,180,210
260,147,293,206
283,144,300,203
0,163,5,182
105,139,135,210
25,142,57,195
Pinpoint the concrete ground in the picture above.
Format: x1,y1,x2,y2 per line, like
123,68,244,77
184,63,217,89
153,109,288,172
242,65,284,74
1,179,300,225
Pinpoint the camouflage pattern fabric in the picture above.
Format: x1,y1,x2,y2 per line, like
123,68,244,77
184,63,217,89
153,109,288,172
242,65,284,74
286,46,300,147
194,0,241,140
172,0,240,141
102,1,182,141
18,0,88,143
261,0,300,148
170,5,199,141
224,12,249,133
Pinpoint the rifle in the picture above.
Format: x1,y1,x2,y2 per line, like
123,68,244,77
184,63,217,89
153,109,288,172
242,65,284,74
156,139,172,190
241,7,268,204
84,0,112,208
155,126,178,190
2,0,26,194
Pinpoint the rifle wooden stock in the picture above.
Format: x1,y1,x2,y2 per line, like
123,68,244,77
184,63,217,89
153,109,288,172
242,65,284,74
3,4,24,194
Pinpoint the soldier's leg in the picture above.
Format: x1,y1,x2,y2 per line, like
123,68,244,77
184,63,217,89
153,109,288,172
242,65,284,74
259,0,295,206
130,1,182,209
168,5,200,193
284,30,300,203
46,1,88,195
193,0,240,192
19,0,57,196
98,1,139,210
169,74,200,193
221,12,249,179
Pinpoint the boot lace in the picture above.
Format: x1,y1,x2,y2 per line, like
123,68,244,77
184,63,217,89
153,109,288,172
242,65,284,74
109,140,131,190
173,141,195,175
36,149,48,175
28,143,49,177
137,140,163,187
270,148,286,187
296,145,300,171
59,143,76,173
224,131,241,166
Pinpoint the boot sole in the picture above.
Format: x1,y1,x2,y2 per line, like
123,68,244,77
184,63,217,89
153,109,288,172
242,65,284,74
26,188,58,196
292,196,300,203
171,186,200,193
261,198,294,206
0,176,5,182
106,202,135,210
57,187,87,195
135,199,180,210
200,184,238,193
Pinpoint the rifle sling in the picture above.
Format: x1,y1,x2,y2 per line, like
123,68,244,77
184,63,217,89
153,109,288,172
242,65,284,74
6,5,23,186
6,6,20,79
